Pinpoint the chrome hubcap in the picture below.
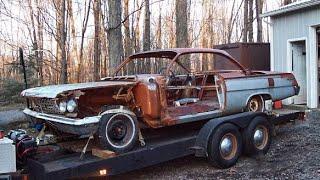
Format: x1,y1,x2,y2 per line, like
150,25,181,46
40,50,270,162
254,129,264,146
253,125,269,150
220,137,233,157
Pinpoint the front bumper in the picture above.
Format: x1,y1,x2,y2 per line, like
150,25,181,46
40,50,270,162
23,108,100,126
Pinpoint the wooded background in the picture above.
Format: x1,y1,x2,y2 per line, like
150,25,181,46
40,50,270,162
0,0,297,102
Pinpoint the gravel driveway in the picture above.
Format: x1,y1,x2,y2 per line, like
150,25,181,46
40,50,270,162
112,111,320,180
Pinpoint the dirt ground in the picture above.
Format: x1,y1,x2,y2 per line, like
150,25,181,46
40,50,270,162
112,110,320,180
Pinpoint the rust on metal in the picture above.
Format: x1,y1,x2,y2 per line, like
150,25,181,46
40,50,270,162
21,48,299,136
268,78,275,87
214,43,270,71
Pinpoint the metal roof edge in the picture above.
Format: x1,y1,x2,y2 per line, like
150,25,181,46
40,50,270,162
261,0,320,18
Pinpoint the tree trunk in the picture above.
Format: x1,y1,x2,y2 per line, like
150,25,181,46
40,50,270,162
36,0,44,85
175,0,188,48
155,5,162,73
77,0,91,82
143,0,151,51
133,0,142,73
156,7,162,49
67,0,78,83
123,0,133,74
55,0,67,84
243,0,248,43
256,0,263,42
28,0,41,85
100,19,108,77
227,0,236,44
143,0,151,73
107,0,124,75
93,0,101,81
175,0,189,68
248,0,254,42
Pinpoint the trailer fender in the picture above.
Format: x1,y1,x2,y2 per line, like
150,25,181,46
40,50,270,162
193,111,267,157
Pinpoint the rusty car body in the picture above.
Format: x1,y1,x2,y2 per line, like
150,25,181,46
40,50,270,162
21,48,300,152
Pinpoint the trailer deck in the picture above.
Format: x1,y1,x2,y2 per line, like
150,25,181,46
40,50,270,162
25,109,304,179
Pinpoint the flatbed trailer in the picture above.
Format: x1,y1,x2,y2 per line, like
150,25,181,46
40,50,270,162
19,109,305,179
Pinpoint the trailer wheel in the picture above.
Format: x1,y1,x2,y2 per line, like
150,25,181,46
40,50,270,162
243,116,271,156
246,95,264,112
207,123,242,168
98,113,138,153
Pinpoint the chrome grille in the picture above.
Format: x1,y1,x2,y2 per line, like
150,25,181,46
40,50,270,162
31,98,62,114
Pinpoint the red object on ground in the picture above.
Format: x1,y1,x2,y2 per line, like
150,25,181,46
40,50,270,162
274,101,282,109
0,130,4,139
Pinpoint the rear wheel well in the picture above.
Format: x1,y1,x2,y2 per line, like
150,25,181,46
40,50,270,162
261,94,272,100
246,95,265,112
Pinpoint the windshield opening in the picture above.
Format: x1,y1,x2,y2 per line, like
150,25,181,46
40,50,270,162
118,57,173,76
115,52,243,76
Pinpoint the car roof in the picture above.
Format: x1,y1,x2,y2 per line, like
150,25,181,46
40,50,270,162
129,48,234,59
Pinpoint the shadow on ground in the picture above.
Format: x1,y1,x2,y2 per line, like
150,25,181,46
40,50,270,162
111,111,320,179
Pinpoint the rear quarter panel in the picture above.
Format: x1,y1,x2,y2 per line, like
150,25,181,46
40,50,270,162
218,73,297,113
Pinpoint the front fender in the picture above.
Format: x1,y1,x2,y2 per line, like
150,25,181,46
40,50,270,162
193,111,266,157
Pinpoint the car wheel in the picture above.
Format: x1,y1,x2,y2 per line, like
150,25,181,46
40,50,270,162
243,116,271,156
98,112,139,153
247,95,264,112
207,123,242,169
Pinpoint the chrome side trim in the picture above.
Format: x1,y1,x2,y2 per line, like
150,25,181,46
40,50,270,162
23,108,100,126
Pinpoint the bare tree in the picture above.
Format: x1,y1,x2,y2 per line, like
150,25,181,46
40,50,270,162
77,0,91,82
154,4,162,73
132,0,142,73
227,0,236,44
156,5,162,49
143,0,151,51
123,0,132,57
55,0,67,84
100,1,108,77
248,0,254,42
123,0,132,74
93,0,101,81
107,0,124,75
175,0,189,48
243,0,248,42
28,0,43,85
67,0,78,82
36,0,44,85
256,0,263,42
143,0,151,72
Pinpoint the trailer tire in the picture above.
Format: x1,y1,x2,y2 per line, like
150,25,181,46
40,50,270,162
243,116,271,156
98,112,139,153
207,123,242,169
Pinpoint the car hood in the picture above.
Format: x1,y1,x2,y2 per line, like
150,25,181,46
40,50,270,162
21,81,136,98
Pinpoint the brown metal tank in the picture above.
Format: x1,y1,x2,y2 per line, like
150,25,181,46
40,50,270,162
214,43,270,71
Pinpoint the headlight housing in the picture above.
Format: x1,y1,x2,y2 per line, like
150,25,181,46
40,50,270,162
59,101,67,113
67,99,77,113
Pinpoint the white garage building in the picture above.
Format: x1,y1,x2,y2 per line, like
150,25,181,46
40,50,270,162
261,0,320,108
